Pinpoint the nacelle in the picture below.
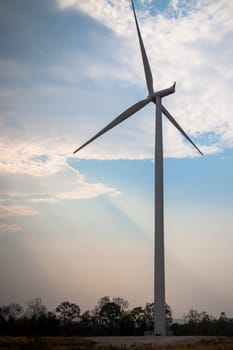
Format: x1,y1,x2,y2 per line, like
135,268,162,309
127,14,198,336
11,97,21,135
150,82,176,101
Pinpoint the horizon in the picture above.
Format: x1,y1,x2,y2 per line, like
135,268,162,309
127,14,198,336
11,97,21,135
0,295,232,321
0,0,233,320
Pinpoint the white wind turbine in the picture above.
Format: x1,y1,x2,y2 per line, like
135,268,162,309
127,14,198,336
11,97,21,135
74,0,203,336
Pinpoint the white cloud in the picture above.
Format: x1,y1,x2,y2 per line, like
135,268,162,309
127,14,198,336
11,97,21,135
0,133,121,217
25,166,121,202
57,167,121,199
0,148,121,204
29,197,60,204
0,203,38,218
0,138,68,177
0,224,22,233
57,0,133,37
55,0,233,158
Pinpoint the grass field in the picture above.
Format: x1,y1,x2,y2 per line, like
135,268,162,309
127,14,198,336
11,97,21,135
0,336,232,350
0,336,92,350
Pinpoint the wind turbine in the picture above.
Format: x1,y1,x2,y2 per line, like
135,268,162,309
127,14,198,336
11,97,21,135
74,0,203,336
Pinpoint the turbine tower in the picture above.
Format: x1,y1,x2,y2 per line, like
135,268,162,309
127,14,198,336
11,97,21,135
74,0,203,336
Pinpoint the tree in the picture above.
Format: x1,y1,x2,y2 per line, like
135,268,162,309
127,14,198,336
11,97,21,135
56,301,80,324
199,311,212,323
144,302,154,330
217,311,228,336
99,302,121,333
182,309,213,335
112,297,129,312
91,296,130,335
80,310,92,325
166,303,173,327
0,303,23,335
25,298,47,320
93,296,129,314
5,303,23,321
118,311,135,335
23,298,48,337
97,296,111,308
219,312,227,321
56,301,81,336
0,304,21,322
79,310,93,336
93,296,111,317
143,302,173,332
184,309,201,324
130,307,146,334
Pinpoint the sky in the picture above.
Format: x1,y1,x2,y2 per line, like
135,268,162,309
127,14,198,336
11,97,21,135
0,0,233,319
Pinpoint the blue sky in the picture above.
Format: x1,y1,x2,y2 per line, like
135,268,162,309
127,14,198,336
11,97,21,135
0,0,233,319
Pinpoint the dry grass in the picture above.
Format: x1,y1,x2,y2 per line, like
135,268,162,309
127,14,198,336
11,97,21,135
127,338,233,350
0,337,232,350
0,336,93,350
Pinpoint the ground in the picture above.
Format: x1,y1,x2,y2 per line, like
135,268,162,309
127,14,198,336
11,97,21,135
89,335,218,347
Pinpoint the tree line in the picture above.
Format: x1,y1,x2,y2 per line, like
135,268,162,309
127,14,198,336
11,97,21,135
172,309,233,336
0,296,171,336
0,296,232,336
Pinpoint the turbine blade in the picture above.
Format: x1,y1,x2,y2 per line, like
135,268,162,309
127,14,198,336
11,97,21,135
161,105,203,156
131,0,154,95
74,97,151,154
